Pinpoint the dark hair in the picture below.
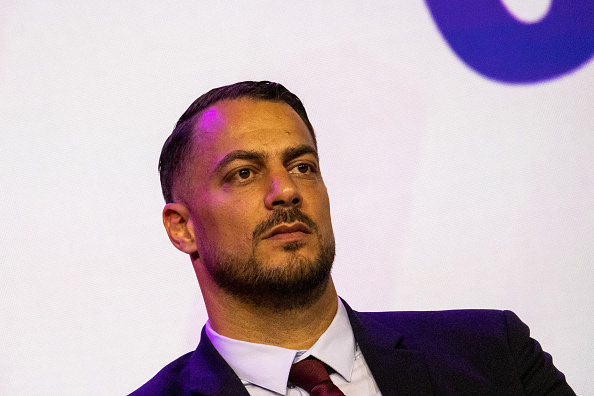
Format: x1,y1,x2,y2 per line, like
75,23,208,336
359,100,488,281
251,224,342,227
158,81,316,203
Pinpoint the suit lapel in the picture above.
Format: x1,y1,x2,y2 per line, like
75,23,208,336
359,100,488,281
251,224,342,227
186,328,250,396
343,300,434,396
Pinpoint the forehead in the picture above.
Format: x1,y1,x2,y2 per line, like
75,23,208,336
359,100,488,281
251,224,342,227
191,98,315,163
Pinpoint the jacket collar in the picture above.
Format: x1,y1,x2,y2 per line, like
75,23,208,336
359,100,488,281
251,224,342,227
342,299,434,396
186,327,250,396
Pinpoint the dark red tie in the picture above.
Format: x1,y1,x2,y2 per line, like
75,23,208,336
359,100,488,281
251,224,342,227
289,357,345,396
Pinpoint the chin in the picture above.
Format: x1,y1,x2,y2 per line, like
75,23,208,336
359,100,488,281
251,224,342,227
281,241,306,252
208,240,336,312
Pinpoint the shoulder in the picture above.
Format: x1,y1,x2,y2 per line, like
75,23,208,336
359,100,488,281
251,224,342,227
353,308,574,395
128,351,194,396
358,308,520,334
128,327,246,396
357,307,513,326
355,308,518,350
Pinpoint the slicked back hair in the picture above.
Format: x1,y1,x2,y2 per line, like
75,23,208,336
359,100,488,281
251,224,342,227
158,81,317,203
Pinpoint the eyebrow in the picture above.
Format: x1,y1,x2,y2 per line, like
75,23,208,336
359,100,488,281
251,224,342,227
212,150,268,175
281,144,319,164
212,144,319,176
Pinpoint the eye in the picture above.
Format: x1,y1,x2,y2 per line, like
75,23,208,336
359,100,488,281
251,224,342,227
237,168,251,179
289,163,316,175
296,164,310,173
225,167,256,184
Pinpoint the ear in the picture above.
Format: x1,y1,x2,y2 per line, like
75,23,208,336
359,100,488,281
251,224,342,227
163,203,198,255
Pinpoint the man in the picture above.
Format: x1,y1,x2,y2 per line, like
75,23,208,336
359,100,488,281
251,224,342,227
131,81,574,395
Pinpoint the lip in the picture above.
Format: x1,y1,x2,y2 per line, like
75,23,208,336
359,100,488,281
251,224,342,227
263,222,312,240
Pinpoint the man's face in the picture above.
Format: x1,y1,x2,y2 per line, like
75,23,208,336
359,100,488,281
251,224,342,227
180,98,335,310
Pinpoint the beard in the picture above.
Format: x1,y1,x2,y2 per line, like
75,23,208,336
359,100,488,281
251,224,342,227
202,208,336,312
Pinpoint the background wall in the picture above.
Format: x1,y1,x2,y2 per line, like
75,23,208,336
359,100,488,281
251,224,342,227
1,1,592,394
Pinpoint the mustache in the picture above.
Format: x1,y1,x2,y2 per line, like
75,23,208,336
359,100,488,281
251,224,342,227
253,208,318,241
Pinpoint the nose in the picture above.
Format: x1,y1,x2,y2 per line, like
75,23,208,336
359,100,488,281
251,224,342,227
264,171,302,210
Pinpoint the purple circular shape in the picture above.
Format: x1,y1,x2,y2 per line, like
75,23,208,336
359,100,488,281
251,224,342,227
425,0,594,83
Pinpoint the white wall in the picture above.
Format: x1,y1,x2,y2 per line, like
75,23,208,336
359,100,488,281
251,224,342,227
1,1,592,394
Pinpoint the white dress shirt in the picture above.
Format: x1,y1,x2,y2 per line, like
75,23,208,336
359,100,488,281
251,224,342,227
205,299,382,395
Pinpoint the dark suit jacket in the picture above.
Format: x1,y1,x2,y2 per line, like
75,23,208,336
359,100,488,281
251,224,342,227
130,301,574,395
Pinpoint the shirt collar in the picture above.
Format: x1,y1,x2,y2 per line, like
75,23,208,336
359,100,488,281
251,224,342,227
296,299,356,381
205,298,356,394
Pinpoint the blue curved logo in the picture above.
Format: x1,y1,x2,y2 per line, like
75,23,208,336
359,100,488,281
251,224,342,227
425,0,594,83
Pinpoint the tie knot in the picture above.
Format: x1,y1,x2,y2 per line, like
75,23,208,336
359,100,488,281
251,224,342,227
289,357,345,396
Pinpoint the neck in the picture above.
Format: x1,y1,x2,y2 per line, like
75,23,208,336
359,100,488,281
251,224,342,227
196,264,339,350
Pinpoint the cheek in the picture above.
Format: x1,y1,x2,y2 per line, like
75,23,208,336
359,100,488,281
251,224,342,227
199,198,260,247
311,186,334,232
308,184,331,212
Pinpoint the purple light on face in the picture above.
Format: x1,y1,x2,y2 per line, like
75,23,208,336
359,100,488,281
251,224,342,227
198,108,225,135
425,0,594,83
